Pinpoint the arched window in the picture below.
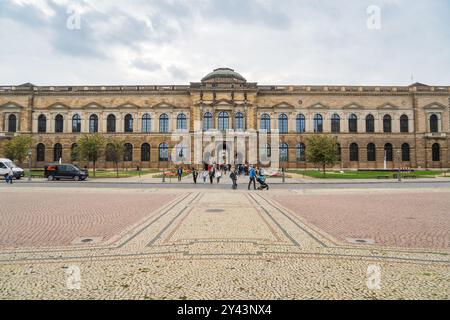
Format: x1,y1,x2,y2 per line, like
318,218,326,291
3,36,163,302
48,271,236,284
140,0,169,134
38,114,47,133
348,114,358,133
159,142,169,161
366,114,375,133
383,115,392,133
367,143,376,162
55,114,64,133
203,112,213,131
105,143,115,162
296,143,306,162
278,113,288,133
430,114,439,133
123,143,133,161
331,114,340,133
235,112,244,130
89,114,98,133
400,115,409,133
72,114,81,133
296,114,305,133
280,143,289,162
260,143,271,161
402,143,410,162
384,143,393,161
141,114,151,133
107,114,116,133
432,143,440,161
159,114,169,133
124,114,133,133
8,114,17,133
349,143,359,161
261,114,271,132
177,113,187,131
53,143,62,162
71,144,78,162
141,143,151,161
218,112,229,131
36,143,45,162
313,114,323,133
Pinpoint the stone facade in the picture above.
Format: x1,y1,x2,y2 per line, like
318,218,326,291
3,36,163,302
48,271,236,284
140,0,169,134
0,68,449,169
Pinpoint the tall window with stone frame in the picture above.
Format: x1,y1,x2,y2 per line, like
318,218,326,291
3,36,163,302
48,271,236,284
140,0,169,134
401,143,410,162
235,112,244,131
432,143,440,161
123,143,133,161
279,143,289,162
384,143,393,161
430,114,439,133
55,114,64,133
218,112,229,131
203,112,213,131
296,114,305,133
141,143,151,162
89,114,98,133
367,143,376,162
177,113,187,131
331,114,340,133
260,143,271,162
349,143,359,161
38,114,47,133
296,143,306,162
159,114,169,133
36,143,45,162
159,142,169,161
107,114,116,133
400,115,409,133
365,114,375,133
313,114,323,133
141,114,151,133
8,114,17,133
348,114,358,133
53,143,62,162
278,113,288,133
260,114,271,132
383,115,392,133
72,114,81,133
124,114,133,133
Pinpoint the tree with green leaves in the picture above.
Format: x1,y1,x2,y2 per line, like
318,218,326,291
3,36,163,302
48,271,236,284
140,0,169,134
2,135,33,165
305,135,339,175
77,134,106,177
105,138,124,178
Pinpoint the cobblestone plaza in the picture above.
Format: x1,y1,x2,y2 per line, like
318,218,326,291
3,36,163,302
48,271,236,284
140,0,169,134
0,185,448,300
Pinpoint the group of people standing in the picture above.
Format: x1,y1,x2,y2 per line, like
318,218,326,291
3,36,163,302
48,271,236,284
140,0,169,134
176,163,269,191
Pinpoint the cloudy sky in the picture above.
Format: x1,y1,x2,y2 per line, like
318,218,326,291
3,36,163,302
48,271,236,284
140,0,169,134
1,0,449,86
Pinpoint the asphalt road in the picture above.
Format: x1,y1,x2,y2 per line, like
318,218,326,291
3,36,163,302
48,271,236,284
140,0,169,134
3,180,450,190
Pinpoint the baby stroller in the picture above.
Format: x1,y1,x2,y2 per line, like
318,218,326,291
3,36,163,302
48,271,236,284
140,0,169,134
257,175,269,190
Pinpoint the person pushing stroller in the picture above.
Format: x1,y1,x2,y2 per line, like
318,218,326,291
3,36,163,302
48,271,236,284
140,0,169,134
256,172,269,190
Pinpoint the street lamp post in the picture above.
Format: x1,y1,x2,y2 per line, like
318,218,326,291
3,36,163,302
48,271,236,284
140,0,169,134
397,150,402,182
27,148,32,182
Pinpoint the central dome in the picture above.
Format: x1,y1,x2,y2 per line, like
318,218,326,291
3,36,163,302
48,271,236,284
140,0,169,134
201,68,246,82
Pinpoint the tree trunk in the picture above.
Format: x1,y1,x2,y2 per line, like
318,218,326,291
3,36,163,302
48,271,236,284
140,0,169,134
323,163,326,175
93,160,96,177
116,162,119,178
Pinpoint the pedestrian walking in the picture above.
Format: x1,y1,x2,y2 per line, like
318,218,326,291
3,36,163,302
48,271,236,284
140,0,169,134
209,168,215,184
248,165,256,190
215,169,222,184
230,167,238,190
6,167,14,184
192,168,198,184
202,170,208,184
177,167,183,182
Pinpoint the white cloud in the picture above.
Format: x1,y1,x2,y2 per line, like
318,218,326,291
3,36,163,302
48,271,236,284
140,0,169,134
0,0,449,85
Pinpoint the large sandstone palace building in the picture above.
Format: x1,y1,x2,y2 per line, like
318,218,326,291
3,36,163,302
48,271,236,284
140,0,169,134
0,68,449,169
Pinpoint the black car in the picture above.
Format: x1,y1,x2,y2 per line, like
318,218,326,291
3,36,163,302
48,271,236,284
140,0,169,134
44,164,89,181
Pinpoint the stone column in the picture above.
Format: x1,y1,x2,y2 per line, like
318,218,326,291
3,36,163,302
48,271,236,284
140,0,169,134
0,113,5,132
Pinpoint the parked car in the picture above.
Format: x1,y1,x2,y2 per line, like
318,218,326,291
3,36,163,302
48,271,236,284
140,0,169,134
44,164,88,181
0,158,25,179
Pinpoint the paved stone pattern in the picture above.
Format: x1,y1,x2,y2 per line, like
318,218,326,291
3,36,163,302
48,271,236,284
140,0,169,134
271,189,450,249
0,189,177,248
0,186,449,300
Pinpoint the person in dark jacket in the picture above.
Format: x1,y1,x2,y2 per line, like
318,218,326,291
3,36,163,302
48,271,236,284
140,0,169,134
192,168,198,184
229,167,238,190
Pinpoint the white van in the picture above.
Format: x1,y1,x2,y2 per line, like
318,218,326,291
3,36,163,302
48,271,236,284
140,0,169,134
0,158,25,180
